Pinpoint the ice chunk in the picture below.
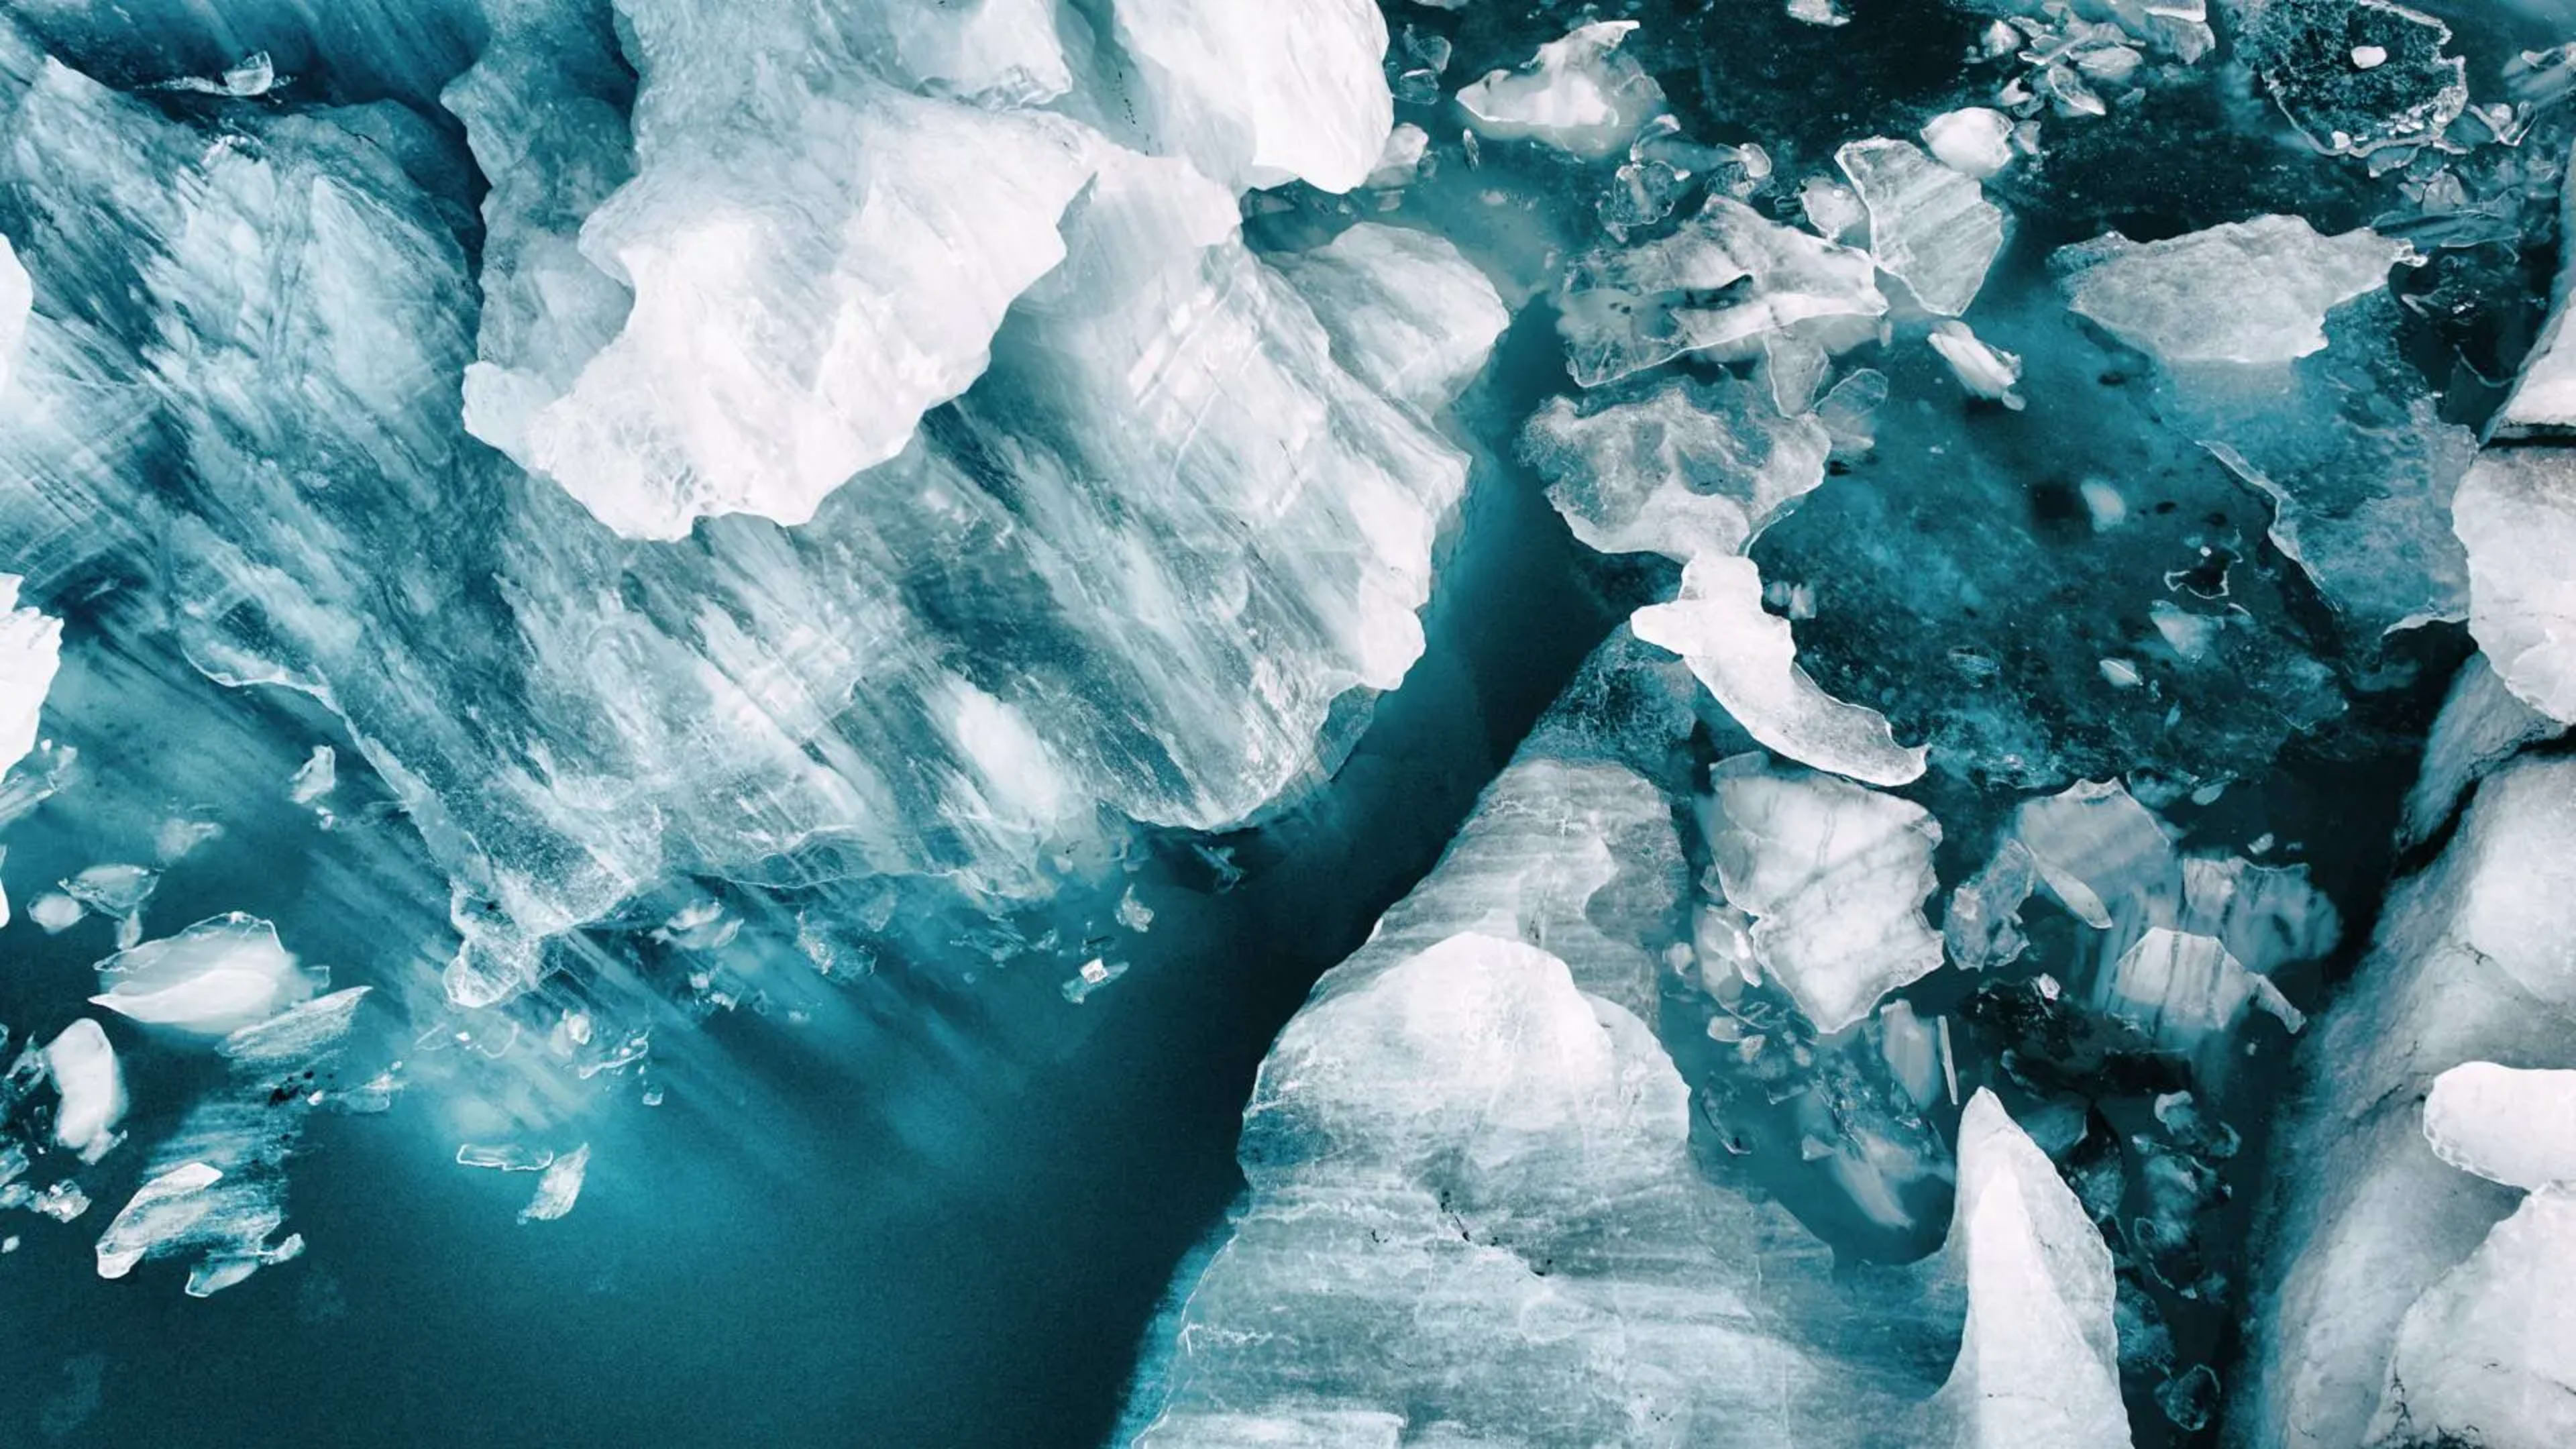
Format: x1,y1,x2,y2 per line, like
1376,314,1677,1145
2404,654,2567,845
1524,376,1831,562
2364,1183,2576,1448
2095,926,2305,1068
2010,779,2178,930
1947,839,2039,971
286,744,336,804
91,914,318,1036
0,574,61,779
1701,754,1945,1033
2455,449,2576,723
1268,224,1507,414
44,1019,125,1163
518,1143,590,1224
1362,122,1428,189
1107,0,1393,192
2056,217,2407,366
2422,1062,2576,1190
28,892,80,933
1835,138,2006,317
1558,194,1887,386
1633,553,1928,786
1454,20,1664,159
1921,1091,2133,1447
1788,0,1852,27
1927,320,2025,408
61,863,156,916
1921,107,2015,178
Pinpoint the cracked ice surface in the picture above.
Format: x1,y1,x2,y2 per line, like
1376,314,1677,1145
2057,216,2407,366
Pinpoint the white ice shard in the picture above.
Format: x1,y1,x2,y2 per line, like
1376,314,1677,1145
1921,107,2015,178
2095,926,2305,1065
1559,194,1887,386
93,1156,303,1297
0,232,26,394
1108,0,1393,192
2057,216,2408,366
1701,754,1945,1033
1524,376,1831,561
519,1142,590,1224
1927,319,2024,408
2404,654,2568,845
2455,449,2576,723
0,572,60,778
90,914,318,1036
1454,19,1664,158
2010,778,2178,930
44,1018,125,1163
1921,1091,2133,1448
2422,1061,2576,1190
1268,223,1507,414
2364,1183,2576,1448
1633,553,1928,786
1836,138,2006,317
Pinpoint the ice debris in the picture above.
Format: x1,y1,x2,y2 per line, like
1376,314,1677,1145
2422,1062,2576,1191
1700,754,1945,1033
518,1144,590,1224
1454,20,1664,159
1836,138,2007,317
1927,320,2025,409
1632,553,1929,787
90,914,319,1036
2057,217,2408,366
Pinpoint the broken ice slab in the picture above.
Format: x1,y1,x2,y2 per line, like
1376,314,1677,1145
2455,449,2576,724
1454,19,1664,159
1835,138,2007,317
42,1019,125,1163
1267,223,1509,415
1700,754,1945,1034
1557,194,1887,386
2363,1183,2576,1448
60,863,157,916
2237,0,2466,156
2094,926,2305,1071
0,573,61,779
2055,215,2408,365
1919,1091,2133,1447
1927,320,2025,408
1632,554,1928,788
1921,107,2015,179
90,914,320,1036
517,1143,590,1224
1523,375,1830,563
2421,1061,2576,1190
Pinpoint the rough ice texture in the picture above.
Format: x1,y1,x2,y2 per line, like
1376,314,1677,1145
2242,755,2576,1446
1921,107,2013,178
1559,194,1886,387
2496,136,2576,438
1454,19,1663,158
0,18,1482,1002
90,914,318,1036
2237,0,2467,157
1921,1091,2133,1448
2055,217,2406,366
2421,1062,2576,1190
2363,1183,2576,1448
1126,750,1957,1446
2455,448,2576,723
1836,138,2005,317
2402,654,2567,846
1106,0,1393,192
1701,754,1945,1034
1633,554,1927,787
0,231,26,392
0,572,61,777
1267,224,1507,413
1524,375,1831,562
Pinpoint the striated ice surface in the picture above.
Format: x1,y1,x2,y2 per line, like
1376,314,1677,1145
90,914,319,1036
1105,0,1393,193
1633,554,1927,787
1267,224,1508,414
2056,217,2407,366
2363,1183,2576,1448
42,1019,125,1163
2420,1062,2576,1191
1524,375,1829,562
1454,20,1663,159
1835,138,2006,317
2455,448,2576,723
1922,1091,2133,1448
1701,754,1945,1034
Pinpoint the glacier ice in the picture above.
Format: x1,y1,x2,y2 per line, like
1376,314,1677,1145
1632,555,1927,787
2421,1061,2576,1191
1835,138,2006,317
1454,20,1663,159
2056,216,2408,366
2455,448,2576,723
1700,753,1945,1034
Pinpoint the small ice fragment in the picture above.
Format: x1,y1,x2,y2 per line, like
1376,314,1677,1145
154,818,223,864
455,1143,555,1172
1062,957,1127,1004
29,892,81,933
286,746,336,804
91,914,317,1035
1455,21,1664,158
1364,124,1430,189
2100,659,2143,688
519,1144,590,1224
44,1020,126,1163
1921,107,2015,178
34,1180,91,1223
1115,890,1155,932
2351,45,2387,70
2152,600,2222,661
1786,0,1850,27
2080,480,2127,529
62,864,158,917
150,51,279,98
1927,319,2025,408
2422,1061,2576,1189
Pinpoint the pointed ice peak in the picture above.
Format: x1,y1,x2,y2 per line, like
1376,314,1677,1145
1633,553,1927,786
2422,1061,2576,1191
1455,20,1665,159
1925,1090,2134,1447
1836,137,2006,317
2057,215,2409,366
1701,753,1945,1032
0,572,62,781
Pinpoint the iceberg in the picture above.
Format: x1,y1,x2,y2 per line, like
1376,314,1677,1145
2057,217,2408,366
1454,20,1663,159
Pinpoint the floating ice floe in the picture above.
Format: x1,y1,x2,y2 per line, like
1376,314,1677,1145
44,1019,125,1163
2056,216,2408,365
1454,19,1664,158
1524,375,1830,562
90,914,319,1036
1836,138,2006,316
